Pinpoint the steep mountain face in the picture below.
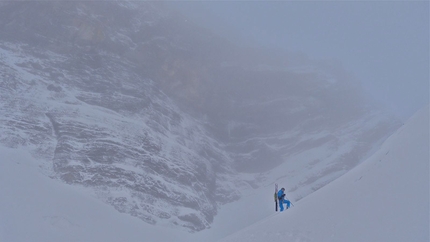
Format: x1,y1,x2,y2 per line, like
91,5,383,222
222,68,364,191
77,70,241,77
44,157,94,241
0,1,399,231
0,1,240,231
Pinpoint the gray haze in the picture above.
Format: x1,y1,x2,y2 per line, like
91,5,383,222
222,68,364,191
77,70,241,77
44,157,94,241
168,1,429,121
0,1,405,232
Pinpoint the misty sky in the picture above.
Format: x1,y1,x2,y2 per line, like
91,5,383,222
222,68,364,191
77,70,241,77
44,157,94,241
168,1,429,121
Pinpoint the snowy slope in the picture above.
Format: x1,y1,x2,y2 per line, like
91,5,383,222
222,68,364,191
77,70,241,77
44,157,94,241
0,146,198,242
1,107,425,242
217,106,429,242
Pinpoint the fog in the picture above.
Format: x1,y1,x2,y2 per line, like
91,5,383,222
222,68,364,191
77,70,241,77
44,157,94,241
168,1,429,121
0,0,425,235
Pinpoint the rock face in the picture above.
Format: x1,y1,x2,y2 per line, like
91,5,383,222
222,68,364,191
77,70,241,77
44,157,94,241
0,1,399,231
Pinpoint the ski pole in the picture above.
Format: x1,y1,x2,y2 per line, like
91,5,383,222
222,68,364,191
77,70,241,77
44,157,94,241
286,197,294,207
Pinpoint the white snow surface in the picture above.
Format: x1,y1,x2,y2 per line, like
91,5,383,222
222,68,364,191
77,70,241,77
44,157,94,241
0,106,428,242
217,106,429,242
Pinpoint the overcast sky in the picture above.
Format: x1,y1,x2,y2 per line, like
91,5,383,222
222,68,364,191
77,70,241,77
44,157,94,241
168,1,429,121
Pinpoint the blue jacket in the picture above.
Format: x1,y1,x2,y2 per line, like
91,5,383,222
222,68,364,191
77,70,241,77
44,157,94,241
277,189,286,200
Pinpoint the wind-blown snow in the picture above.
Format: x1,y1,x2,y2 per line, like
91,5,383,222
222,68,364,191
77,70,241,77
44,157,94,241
217,106,429,242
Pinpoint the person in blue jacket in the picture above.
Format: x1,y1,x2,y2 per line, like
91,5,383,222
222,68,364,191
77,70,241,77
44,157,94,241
277,187,291,212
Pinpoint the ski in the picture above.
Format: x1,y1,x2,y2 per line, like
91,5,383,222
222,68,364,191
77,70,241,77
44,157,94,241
274,183,278,211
